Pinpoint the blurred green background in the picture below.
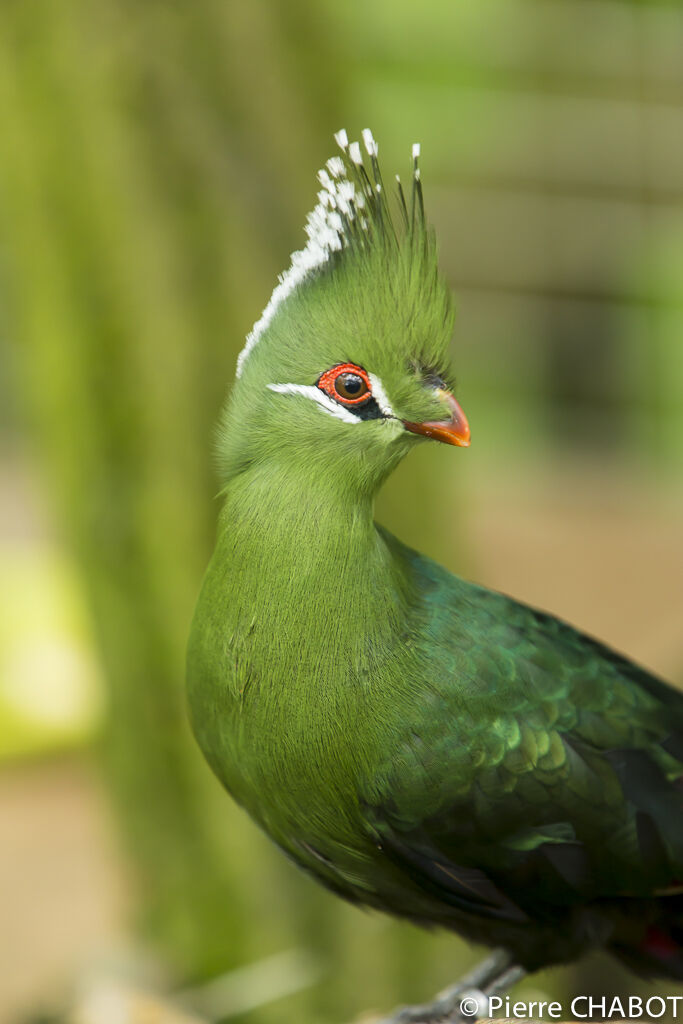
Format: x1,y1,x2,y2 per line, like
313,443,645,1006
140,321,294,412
1,1,682,1021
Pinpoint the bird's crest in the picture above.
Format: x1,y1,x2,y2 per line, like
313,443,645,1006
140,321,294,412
235,129,428,379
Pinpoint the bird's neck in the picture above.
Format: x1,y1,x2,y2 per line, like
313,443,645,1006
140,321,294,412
214,459,413,684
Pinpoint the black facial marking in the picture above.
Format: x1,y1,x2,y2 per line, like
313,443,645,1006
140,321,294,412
352,397,385,421
423,371,447,391
410,361,455,394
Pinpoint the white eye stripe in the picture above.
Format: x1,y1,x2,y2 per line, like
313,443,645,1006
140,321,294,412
368,374,395,418
267,383,359,424
268,373,396,423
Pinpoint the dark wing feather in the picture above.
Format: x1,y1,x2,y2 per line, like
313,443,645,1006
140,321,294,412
364,539,683,945
377,824,530,923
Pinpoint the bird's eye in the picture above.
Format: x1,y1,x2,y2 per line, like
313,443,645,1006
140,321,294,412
335,373,368,401
317,363,373,406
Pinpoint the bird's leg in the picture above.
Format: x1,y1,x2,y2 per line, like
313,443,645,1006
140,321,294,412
380,948,524,1024
450,963,527,1022
427,948,512,1014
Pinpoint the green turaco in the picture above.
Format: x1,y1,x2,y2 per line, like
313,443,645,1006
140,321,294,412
187,130,683,1021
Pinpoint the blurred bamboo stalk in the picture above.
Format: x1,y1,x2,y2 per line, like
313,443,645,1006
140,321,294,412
0,0,343,982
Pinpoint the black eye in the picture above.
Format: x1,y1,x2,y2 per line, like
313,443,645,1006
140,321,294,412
335,372,368,401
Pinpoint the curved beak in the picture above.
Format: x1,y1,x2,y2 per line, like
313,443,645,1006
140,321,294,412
402,389,471,447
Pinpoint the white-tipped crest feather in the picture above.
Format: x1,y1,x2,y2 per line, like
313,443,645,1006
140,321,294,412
326,156,346,178
362,129,378,157
236,130,424,379
348,142,363,166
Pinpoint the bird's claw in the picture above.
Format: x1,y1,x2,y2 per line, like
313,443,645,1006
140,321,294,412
379,987,480,1024
378,950,524,1024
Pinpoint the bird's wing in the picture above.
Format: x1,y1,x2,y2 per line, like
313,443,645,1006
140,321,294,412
364,536,683,921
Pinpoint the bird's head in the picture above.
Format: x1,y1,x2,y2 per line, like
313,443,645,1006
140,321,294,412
218,131,469,497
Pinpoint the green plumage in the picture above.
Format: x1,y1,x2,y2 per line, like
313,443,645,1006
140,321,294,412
187,133,683,982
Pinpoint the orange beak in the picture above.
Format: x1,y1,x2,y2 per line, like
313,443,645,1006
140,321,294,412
402,389,471,447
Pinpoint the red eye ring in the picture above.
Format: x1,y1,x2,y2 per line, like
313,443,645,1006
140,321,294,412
317,363,373,406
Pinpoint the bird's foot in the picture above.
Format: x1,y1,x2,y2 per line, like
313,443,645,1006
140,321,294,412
379,949,525,1024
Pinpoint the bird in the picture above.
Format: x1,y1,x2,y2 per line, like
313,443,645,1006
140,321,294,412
187,129,683,1022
